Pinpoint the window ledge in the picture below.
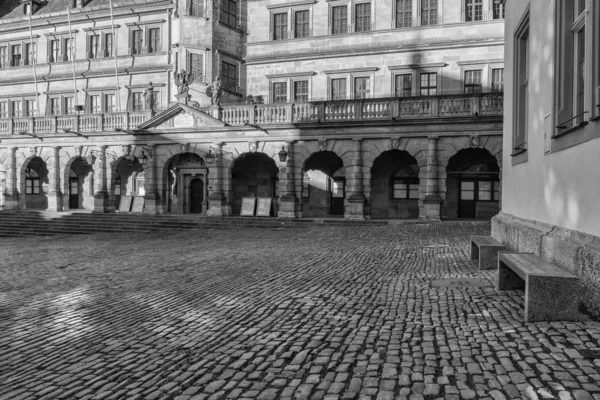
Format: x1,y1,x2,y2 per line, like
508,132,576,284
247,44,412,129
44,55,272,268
510,147,527,156
185,15,209,21
552,121,588,139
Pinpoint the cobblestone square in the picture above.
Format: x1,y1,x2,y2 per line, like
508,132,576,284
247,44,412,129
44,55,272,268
1,222,600,400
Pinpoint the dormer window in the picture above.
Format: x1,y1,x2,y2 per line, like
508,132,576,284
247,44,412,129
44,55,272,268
21,0,42,15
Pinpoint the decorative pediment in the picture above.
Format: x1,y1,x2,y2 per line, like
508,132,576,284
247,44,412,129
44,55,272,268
136,103,227,130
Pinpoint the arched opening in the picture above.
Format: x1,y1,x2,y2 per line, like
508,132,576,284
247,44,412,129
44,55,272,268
163,152,207,214
231,152,279,216
65,157,94,210
371,150,420,219
111,156,143,210
302,151,345,217
446,148,500,219
22,156,48,210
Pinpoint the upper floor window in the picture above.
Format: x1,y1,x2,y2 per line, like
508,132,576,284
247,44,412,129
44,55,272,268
89,95,101,113
273,82,287,103
105,33,114,57
220,0,237,28
464,70,482,94
420,73,437,96
105,94,116,113
89,35,100,59
221,61,238,91
49,39,60,62
189,0,205,17
493,1,505,19
491,68,504,92
50,98,61,115
12,100,22,117
26,100,36,117
396,0,412,28
64,38,73,61
64,97,75,115
355,3,371,32
0,47,6,68
131,30,143,54
11,45,21,67
24,42,35,65
395,74,412,97
332,6,348,34
132,92,143,112
331,78,347,100
148,28,160,53
295,10,310,38
513,14,529,157
465,0,483,22
354,77,370,99
421,0,438,26
0,102,7,118
294,81,309,102
273,13,288,40
189,52,204,83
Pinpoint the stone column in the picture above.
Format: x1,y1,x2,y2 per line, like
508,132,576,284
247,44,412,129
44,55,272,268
4,147,19,210
421,136,442,221
345,138,366,220
92,145,108,213
143,145,160,214
48,146,62,212
207,143,227,216
278,141,299,218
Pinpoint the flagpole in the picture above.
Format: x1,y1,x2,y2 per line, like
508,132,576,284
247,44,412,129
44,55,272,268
27,11,40,116
66,7,79,112
109,0,121,112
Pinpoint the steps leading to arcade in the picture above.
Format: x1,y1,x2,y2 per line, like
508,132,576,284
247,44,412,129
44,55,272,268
0,210,402,237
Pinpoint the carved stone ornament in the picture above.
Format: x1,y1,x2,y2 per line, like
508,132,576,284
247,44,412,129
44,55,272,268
470,135,480,148
181,143,190,154
318,139,327,152
75,146,83,157
249,141,258,153
391,137,401,150
121,145,131,156
29,147,37,157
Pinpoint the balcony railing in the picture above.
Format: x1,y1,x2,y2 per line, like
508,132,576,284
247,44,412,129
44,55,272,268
0,93,503,136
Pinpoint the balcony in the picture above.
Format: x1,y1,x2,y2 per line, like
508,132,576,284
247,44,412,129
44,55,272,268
0,93,502,136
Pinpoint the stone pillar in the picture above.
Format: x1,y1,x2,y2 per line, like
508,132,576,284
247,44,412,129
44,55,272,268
4,147,19,210
207,142,227,216
92,145,108,213
421,136,442,221
48,146,62,212
345,138,366,220
278,141,299,218
143,145,160,214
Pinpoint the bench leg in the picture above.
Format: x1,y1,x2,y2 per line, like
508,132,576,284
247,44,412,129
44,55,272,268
525,276,581,322
479,245,505,270
497,259,525,291
471,241,479,261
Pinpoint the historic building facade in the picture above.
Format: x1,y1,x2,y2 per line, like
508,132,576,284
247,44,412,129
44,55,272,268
495,0,600,317
0,0,504,220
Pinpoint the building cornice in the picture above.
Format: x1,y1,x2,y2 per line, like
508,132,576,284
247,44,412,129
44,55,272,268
323,67,379,75
265,71,317,79
266,0,317,9
388,63,448,70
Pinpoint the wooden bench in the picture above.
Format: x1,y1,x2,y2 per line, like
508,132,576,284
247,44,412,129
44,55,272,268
471,236,506,270
497,252,581,322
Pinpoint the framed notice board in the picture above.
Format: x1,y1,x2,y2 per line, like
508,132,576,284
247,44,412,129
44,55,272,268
118,196,133,213
131,196,145,213
240,197,256,216
256,197,273,217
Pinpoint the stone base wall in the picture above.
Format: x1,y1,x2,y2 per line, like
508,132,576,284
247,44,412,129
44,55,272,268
492,212,600,320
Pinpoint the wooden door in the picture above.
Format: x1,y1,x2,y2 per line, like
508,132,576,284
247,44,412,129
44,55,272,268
458,180,476,218
69,177,79,209
190,179,204,214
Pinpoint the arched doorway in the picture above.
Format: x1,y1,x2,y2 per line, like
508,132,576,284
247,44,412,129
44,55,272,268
231,152,278,215
64,157,94,210
446,148,500,219
22,156,48,210
164,152,207,214
302,151,345,217
111,157,143,210
371,150,420,218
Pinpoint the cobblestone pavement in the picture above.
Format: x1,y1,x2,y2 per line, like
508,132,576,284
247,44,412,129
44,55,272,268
1,222,600,400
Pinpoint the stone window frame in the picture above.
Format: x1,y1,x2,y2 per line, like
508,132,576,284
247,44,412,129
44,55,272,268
125,84,165,112
511,8,529,165
327,0,375,35
187,49,207,84
392,0,442,28
267,1,315,41
83,26,119,59
44,31,77,63
83,88,119,114
0,35,40,68
125,21,165,56
266,72,315,103
0,94,36,119
392,0,414,29
324,67,377,100
457,59,504,93
219,0,240,30
186,0,207,19
218,52,243,94
389,63,445,97
461,0,499,22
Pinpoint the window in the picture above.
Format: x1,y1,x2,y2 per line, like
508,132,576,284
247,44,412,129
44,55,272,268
64,38,72,62
574,11,586,123
25,169,40,195
148,28,160,53
331,78,347,100
491,68,504,92
294,81,308,102
64,97,74,115
50,98,60,115
189,53,204,82
420,73,437,96
355,3,371,32
105,33,114,57
221,61,237,91
332,6,348,34
514,16,529,155
354,77,370,99
396,0,412,28
105,94,115,113
392,165,419,199
12,101,22,117
220,0,237,28
89,35,99,58
0,46,6,68
50,40,59,63
273,82,287,103
11,45,21,67
465,0,483,22
274,13,288,40
24,43,35,66
493,1,505,19
132,92,143,111
189,0,205,17
0,102,7,118
152,92,160,110
395,74,412,97
89,95,100,113
26,100,36,117
132,30,143,55
295,10,310,38
464,70,482,94
421,0,438,26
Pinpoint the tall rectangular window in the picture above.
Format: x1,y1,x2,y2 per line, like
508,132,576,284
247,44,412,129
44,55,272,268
331,78,346,100
332,6,348,34
50,40,59,63
64,97,74,114
464,70,482,94
574,20,586,123
50,98,60,115
132,93,143,111
132,30,143,54
105,33,114,57
354,77,370,99
90,35,99,58
273,82,287,103
64,38,72,61
514,19,529,152
395,74,412,97
465,0,483,22
396,0,412,28
148,28,160,53
0,102,7,118
26,100,36,117
273,13,288,40
152,92,160,110
105,94,115,113
11,101,22,117
221,61,237,91
0,46,6,68
491,68,504,92
420,73,437,96
295,10,310,38
89,95,100,113
190,53,204,82
493,2,505,19
11,45,21,67
421,0,438,26
294,81,308,102
190,0,204,17
220,0,237,27
355,3,371,32
25,43,35,65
